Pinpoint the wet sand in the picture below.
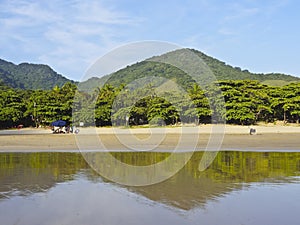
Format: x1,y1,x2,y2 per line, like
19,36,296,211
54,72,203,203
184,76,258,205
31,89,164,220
0,125,299,152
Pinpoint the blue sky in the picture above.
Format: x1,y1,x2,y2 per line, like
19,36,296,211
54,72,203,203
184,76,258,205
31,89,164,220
1,0,300,81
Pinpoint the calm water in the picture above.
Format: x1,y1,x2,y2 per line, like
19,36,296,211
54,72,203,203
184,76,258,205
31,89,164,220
0,151,300,225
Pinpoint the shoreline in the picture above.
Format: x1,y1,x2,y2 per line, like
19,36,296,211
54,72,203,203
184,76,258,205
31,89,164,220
0,125,299,152
2,123,300,134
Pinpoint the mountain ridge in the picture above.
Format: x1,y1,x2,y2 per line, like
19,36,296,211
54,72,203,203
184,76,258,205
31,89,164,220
1,48,299,90
0,59,74,90
78,48,300,91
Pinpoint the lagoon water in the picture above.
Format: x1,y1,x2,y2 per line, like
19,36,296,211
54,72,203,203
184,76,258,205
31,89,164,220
0,151,300,225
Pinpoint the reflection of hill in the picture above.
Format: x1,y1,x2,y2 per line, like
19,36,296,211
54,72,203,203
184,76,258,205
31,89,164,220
125,151,300,210
130,171,241,210
0,151,300,210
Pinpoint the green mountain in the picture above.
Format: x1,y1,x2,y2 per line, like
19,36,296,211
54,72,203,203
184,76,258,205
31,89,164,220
190,49,299,82
0,59,74,90
2,48,299,91
79,48,300,91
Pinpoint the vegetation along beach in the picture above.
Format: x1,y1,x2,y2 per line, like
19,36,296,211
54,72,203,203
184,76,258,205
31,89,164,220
1,49,300,130
1,49,300,153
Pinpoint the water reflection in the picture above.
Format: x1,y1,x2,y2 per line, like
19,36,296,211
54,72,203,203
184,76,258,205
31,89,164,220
129,151,300,210
1,151,299,210
0,153,89,199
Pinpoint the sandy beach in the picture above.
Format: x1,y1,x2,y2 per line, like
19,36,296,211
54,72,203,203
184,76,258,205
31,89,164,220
0,125,299,152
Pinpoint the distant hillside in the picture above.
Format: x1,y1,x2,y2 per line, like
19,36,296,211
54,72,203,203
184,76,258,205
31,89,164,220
189,49,299,82
2,48,299,91
261,79,296,86
79,48,300,91
0,59,74,90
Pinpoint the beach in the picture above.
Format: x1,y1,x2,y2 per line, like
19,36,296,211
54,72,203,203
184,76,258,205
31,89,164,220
0,125,299,152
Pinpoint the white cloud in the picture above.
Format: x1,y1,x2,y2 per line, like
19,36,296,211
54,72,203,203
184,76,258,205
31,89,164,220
216,0,288,38
0,0,141,80
72,1,137,25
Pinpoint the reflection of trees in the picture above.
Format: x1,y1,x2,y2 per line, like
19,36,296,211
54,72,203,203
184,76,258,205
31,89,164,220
0,153,89,199
0,152,300,210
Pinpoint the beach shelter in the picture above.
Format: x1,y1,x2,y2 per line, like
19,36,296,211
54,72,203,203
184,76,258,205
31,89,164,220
51,120,66,127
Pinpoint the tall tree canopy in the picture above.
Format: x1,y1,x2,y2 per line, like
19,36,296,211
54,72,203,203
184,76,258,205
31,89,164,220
0,80,300,129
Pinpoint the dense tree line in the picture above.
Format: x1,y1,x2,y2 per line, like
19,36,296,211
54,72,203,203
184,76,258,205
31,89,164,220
0,81,77,128
0,80,299,129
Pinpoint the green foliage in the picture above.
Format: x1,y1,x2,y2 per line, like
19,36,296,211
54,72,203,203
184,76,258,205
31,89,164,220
31,82,77,126
105,60,196,90
0,82,78,128
1,49,300,128
218,80,272,125
94,84,119,126
0,88,26,127
0,59,75,90
81,49,299,91
1,79,300,128
261,80,294,87
190,50,300,82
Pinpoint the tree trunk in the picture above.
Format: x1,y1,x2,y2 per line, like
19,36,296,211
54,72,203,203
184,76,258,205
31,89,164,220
283,110,287,124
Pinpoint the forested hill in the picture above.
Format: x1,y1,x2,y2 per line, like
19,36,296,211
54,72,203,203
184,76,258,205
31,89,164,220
190,49,299,82
0,59,74,90
80,48,300,90
1,48,299,91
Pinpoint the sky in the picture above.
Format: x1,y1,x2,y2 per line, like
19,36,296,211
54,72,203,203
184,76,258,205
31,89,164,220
1,0,300,81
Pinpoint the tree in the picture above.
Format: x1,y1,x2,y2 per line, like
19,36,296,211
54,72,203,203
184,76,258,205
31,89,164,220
94,84,118,126
218,80,272,125
0,88,26,128
281,83,300,123
187,83,211,124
